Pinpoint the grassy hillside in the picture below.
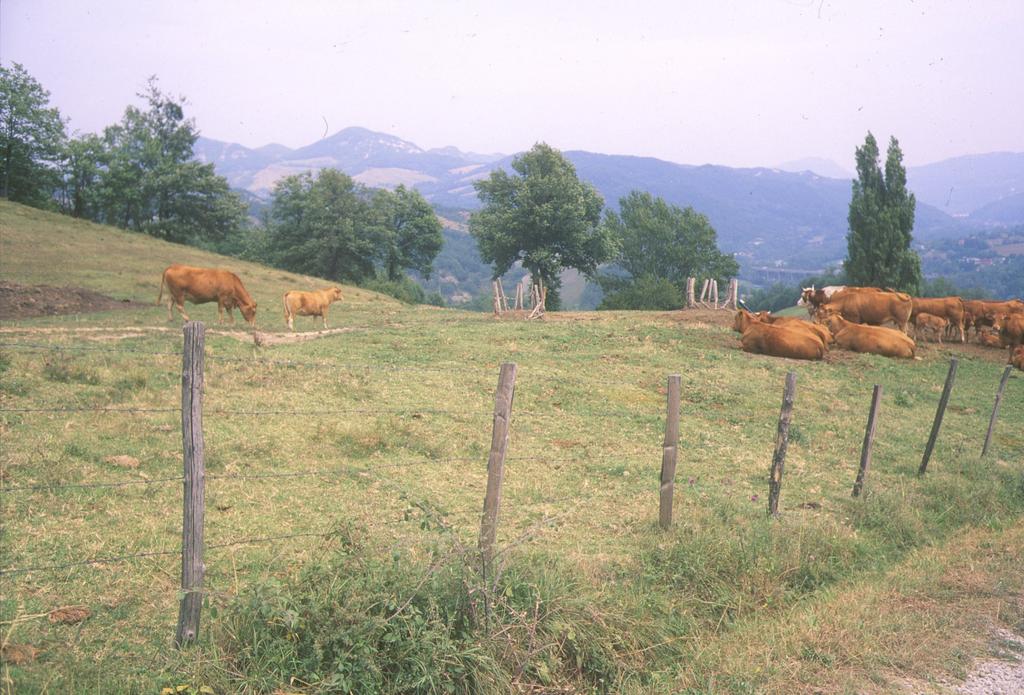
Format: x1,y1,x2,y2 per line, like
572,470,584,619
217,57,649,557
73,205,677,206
1,202,1023,693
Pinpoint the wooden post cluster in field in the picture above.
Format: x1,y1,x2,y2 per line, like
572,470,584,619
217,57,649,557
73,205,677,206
176,321,206,648
767,372,797,518
686,278,737,310
479,363,517,574
492,279,545,319
659,375,682,530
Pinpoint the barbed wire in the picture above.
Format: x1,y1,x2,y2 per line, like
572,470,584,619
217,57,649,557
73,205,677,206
0,531,338,576
0,406,179,414
1,475,184,494
0,342,181,357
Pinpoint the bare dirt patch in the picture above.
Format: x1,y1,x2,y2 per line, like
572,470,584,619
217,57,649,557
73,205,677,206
0,281,148,320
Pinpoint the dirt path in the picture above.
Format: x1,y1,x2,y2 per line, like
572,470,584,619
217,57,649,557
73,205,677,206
0,324,355,346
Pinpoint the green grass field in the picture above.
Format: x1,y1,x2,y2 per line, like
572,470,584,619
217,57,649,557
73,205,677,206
2,201,1023,694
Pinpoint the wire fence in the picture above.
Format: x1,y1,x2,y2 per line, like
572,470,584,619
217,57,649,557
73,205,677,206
1,329,1018,658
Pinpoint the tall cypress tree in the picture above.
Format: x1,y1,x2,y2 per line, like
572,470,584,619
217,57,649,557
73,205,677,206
844,132,922,293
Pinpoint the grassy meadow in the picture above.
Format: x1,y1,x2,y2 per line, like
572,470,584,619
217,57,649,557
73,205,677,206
1,201,1023,694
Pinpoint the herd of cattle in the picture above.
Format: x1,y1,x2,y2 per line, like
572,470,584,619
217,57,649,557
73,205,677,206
734,285,1024,369
157,264,345,331
154,264,1024,370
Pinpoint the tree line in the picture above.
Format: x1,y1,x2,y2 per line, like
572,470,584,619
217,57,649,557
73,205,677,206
4,62,931,312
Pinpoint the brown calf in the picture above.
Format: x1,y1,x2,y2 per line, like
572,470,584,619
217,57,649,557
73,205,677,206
283,287,345,331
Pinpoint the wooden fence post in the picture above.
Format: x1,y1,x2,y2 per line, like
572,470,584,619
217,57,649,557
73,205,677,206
659,375,682,530
852,385,882,498
981,365,1013,458
176,321,206,648
479,363,517,573
767,372,797,518
686,278,696,308
919,358,958,476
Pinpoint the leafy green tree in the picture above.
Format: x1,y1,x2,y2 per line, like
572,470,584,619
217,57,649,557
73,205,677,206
371,185,444,281
845,132,922,293
597,191,738,308
469,143,615,309
0,63,66,207
265,169,378,282
94,78,245,244
58,133,104,218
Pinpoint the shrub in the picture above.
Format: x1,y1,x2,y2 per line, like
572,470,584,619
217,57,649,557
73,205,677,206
598,276,682,311
222,526,650,693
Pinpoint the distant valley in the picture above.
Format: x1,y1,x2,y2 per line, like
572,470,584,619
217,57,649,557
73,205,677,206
194,127,1024,303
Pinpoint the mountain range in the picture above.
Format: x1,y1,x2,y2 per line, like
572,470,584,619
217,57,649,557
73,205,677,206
195,127,1024,270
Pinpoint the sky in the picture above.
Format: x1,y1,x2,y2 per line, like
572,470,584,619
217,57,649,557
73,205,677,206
3,0,1023,169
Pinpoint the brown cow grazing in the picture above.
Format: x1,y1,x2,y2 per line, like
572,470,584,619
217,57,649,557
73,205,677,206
998,314,1024,354
1011,346,1024,371
737,310,832,348
911,296,965,342
283,287,344,331
739,321,825,361
913,312,949,343
158,265,257,326
813,287,913,334
820,311,916,359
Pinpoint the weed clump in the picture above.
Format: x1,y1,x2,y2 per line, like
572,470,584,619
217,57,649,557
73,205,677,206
222,527,647,693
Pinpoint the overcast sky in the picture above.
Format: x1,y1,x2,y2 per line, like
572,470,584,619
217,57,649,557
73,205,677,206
3,0,1022,168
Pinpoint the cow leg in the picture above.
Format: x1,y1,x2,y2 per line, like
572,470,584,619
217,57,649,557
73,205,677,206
176,301,190,322
322,310,328,329
227,307,236,325
287,313,294,331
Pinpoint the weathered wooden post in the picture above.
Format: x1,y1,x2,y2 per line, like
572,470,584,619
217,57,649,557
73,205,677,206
479,363,516,573
729,279,739,310
711,279,719,309
981,365,1013,458
919,358,958,476
659,375,682,530
852,385,882,498
767,372,797,518
699,279,710,306
686,278,696,308
176,321,206,647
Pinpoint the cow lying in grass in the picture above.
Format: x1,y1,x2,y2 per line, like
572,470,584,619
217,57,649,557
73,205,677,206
1011,346,1024,371
283,287,344,331
818,309,916,359
733,309,826,361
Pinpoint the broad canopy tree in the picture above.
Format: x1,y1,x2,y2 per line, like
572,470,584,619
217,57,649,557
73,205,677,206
844,132,922,294
92,78,246,244
469,143,616,309
0,62,66,207
597,191,738,309
266,169,443,286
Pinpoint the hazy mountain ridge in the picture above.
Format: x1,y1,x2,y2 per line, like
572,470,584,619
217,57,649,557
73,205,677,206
195,127,1024,268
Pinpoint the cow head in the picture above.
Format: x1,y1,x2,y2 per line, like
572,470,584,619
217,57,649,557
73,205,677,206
330,287,344,301
240,301,258,326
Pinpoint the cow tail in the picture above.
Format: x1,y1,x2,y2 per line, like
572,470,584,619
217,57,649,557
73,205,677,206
282,292,289,322
157,271,166,305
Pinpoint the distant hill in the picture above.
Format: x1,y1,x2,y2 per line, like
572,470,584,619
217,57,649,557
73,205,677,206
195,128,1022,270
906,152,1024,217
775,157,852,179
